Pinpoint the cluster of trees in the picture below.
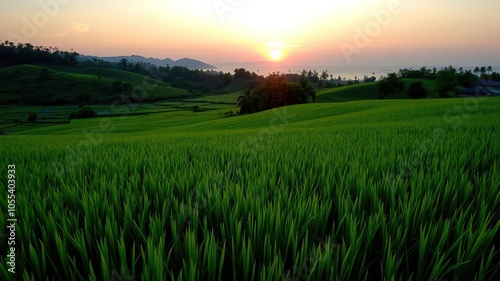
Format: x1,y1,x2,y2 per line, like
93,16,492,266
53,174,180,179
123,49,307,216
233,68,368,94
378,73,427,99
69,106,96,119
87,59,234,94
398,67,437,79
81,58,234,94
237,73,316,114
300,69,349,89
234,67,382,114
378,73,431,99
158,65,233,93
300,70,377,88
237,68,377,91
408,81,427,99
398,66,497,80
379,65,500,99
432,65,500,97
0,41,78,66
472,66,496,79
399,65,500,90
234,68,260,80
159,64,500,97
378,73,405,99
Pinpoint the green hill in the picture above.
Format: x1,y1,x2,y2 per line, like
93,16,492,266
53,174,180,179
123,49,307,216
1,97,499,280
185,92,239,104
0,64,192,105
224,78,250,92
10,98,498,136
316,79,437,102
45,65,170,86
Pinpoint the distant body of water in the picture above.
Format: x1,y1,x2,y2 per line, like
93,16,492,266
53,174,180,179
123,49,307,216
213,64,500,81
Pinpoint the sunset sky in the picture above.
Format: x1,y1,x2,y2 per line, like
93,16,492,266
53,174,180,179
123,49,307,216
1,0,499,67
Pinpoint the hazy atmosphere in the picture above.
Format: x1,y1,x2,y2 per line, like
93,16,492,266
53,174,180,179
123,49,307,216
2,0,500,66
1,1,499,280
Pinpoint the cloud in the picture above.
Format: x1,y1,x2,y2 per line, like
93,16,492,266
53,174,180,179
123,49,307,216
54,22,90,37
70,22,90,34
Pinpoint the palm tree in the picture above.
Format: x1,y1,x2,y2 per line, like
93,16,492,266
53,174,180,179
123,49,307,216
473,67,480,77
480,66,487,77
237,88,259,114
487,66,493,75
299,75,316,101
321,70,329,81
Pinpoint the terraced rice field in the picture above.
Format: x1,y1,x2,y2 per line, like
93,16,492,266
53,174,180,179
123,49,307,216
1,98,499,280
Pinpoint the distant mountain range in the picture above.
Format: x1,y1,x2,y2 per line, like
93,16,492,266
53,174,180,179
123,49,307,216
77,55,217,70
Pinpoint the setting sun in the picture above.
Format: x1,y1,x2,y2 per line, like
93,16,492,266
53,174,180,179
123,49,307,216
267,42,286,61
268,49,283,61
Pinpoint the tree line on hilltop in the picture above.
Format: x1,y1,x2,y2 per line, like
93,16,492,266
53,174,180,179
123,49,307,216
377,66,500,100
0,41,78,66
237,72,316,114
0,41,233,95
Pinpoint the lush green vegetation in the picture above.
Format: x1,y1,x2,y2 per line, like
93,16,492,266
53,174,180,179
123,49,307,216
408,81,428,99
316,79,437,102
185,93,239,104
0,65,192,105
0,101,239,134
397,66,500,83
1,98,499,280
378,73,405,99
315,66,500,103
0,42,79,66
0,42,234,95
236,73,316,114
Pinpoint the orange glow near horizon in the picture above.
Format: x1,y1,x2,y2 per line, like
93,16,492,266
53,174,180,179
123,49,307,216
266,42,286,62
268,49,282,61
1,1,500,66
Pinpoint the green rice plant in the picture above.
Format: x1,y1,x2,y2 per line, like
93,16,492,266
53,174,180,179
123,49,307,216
0,98,499,280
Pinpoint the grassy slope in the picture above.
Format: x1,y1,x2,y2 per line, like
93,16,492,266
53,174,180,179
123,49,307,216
12,98,499,136
1,98,499,280
185,92,239,104
46,65,169,86
316,79,437,102
0,64,192,104
224,78,249,92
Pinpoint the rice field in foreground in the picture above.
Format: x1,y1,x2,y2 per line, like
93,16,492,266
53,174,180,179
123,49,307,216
0,98,499,280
